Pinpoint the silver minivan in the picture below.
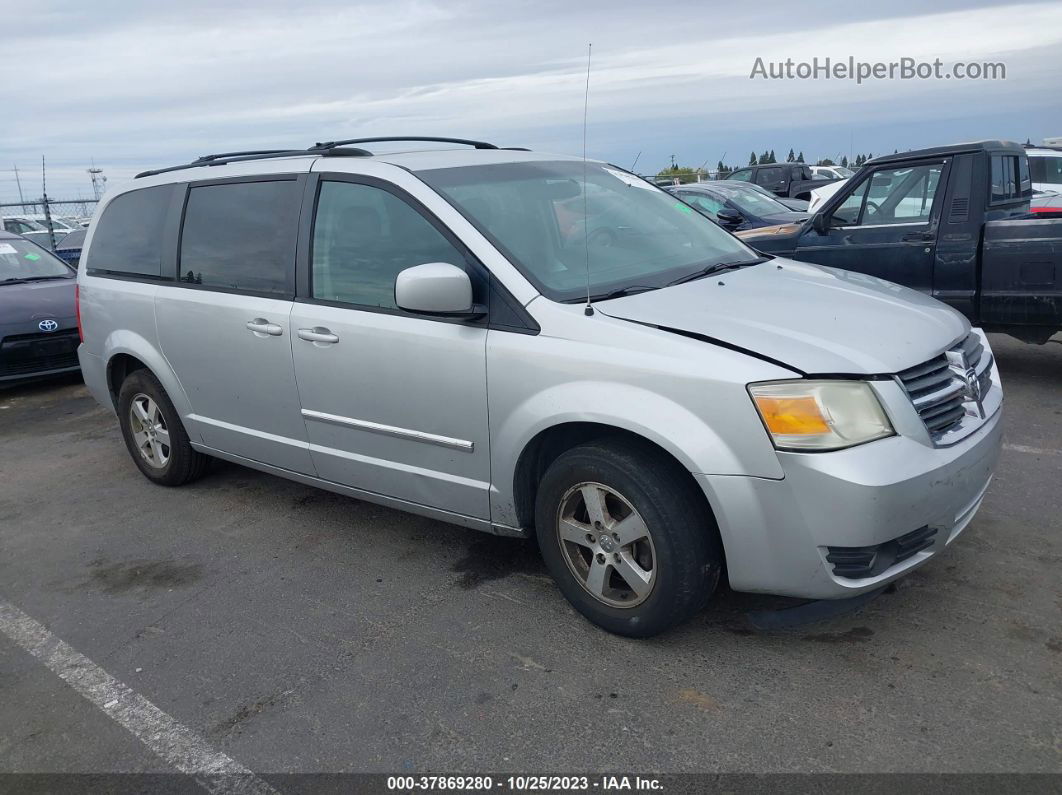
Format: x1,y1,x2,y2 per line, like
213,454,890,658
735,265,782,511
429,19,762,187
76,137,1002,637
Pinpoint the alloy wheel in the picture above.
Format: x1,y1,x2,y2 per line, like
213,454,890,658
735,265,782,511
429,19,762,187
129,393,170,469
556,482,657,608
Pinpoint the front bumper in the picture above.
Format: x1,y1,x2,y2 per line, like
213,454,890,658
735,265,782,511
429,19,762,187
0,324,81,385
699,405,1002,599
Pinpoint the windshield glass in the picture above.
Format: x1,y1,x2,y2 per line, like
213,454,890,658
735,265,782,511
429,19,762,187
834,167,855,177
0,239,74,281
712,185,793,216
419,161,759,301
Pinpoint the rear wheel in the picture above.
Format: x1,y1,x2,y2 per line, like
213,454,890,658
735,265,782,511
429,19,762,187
117,369,209,486
535,438,722,637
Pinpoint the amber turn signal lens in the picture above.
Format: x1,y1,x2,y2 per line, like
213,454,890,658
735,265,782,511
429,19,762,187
753,395,830,435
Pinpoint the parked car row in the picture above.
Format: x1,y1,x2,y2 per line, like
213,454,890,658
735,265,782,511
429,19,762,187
2,215,83,251
737,140,1062,344
723,162,841,200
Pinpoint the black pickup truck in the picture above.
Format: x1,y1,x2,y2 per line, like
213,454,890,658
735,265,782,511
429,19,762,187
737,140,1062,343
724,162,839,201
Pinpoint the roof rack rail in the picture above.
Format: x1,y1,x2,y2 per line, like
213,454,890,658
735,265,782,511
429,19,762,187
134,136,509,179
134,146,371,179
192,149,294,163
310,136,499,151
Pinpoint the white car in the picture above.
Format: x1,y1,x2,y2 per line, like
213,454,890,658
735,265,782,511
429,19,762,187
810,165,854,181
808,179,848,213
1027,147,1062,194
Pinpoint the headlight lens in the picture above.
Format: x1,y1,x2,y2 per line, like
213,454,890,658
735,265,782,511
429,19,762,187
749,380,893,451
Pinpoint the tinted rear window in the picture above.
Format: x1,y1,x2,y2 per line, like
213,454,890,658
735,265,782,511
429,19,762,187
178,180,299,295
84,185,173,277
57,229,87,249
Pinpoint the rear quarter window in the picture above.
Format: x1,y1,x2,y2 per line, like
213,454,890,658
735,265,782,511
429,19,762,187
84,185,174,277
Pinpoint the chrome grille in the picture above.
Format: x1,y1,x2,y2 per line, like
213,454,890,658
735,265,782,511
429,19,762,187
897,333,994,439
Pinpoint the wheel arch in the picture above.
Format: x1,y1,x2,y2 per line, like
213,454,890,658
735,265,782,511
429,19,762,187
510,421,718,538
101,330,194,420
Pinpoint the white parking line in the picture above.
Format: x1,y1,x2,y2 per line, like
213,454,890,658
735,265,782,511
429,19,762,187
1003,443,1062,457
0,599,278,795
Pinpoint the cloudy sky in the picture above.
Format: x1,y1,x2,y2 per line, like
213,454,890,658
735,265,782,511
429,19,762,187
2,0,1061,202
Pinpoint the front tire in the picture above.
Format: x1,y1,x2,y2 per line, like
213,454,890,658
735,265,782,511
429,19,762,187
117,369,209,486
535,438,722,637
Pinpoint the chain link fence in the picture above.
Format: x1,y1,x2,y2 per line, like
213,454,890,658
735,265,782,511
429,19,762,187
1,198,99,250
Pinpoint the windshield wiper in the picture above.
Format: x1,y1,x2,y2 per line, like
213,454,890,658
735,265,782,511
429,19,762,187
19,275,72,282
592,284,659,301
666,257,769,286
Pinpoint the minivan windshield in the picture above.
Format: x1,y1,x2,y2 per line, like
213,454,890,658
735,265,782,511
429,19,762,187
0,238,74,283
419,161,761,302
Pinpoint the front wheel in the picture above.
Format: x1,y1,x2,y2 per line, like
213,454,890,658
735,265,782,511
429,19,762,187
535,438,722,637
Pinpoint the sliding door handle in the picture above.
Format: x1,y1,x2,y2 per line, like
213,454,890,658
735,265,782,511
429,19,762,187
297,327,339,344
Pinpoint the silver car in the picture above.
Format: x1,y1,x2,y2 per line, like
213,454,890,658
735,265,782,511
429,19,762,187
76,137,1002,637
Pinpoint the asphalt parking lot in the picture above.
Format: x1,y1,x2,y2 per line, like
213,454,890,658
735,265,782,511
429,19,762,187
1,333,1059,777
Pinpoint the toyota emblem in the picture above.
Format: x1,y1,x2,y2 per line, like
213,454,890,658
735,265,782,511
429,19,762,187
38,319,59,333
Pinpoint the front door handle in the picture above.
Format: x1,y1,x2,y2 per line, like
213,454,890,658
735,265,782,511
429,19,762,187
902,231,934,242
246,318,283,336
297,327,339,344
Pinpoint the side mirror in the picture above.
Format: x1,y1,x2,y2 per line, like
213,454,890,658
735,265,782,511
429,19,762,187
715,208,743,228
395,262,485,318
811,213,829,234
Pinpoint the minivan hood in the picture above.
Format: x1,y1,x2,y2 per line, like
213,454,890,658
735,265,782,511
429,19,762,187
597,259,969,374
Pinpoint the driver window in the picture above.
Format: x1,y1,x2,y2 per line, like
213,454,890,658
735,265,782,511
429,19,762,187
858,165,942,225
312,181,466,309
830,180,869,226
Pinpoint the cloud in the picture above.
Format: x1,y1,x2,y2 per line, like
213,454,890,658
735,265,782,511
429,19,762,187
1,0,1060,199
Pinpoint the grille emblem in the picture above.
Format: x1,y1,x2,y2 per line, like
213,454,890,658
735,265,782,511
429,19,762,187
945,348,986,420
38,319,59,333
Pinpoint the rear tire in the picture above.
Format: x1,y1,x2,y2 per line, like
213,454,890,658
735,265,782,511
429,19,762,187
534,438,722,637
117,369,209,486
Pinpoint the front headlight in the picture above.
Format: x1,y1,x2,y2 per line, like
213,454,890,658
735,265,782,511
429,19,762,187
749,380,893,451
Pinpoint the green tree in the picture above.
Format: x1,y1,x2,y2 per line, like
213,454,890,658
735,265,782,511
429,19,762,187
657,165,701,184
749,151,757,166
796,151,805,162
840,155,848,168
786,148,795,162
769,149,777,163
817,158,835,166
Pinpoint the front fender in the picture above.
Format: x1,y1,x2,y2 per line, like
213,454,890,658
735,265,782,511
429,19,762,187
488,380,782,527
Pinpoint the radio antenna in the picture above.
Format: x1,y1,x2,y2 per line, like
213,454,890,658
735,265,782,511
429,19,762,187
582,43,594,317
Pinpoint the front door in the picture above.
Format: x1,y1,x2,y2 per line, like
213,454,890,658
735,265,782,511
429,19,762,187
155,176,314,474
290,176,491,520
792,160,948,294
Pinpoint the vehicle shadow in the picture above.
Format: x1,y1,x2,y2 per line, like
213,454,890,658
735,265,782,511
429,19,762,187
0,371,84,397
989,332,1062,387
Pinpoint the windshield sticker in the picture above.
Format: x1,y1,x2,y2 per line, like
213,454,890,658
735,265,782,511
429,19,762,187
24,252,41,261
603,168,656,191
674,202,693,214
0,243,17,255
